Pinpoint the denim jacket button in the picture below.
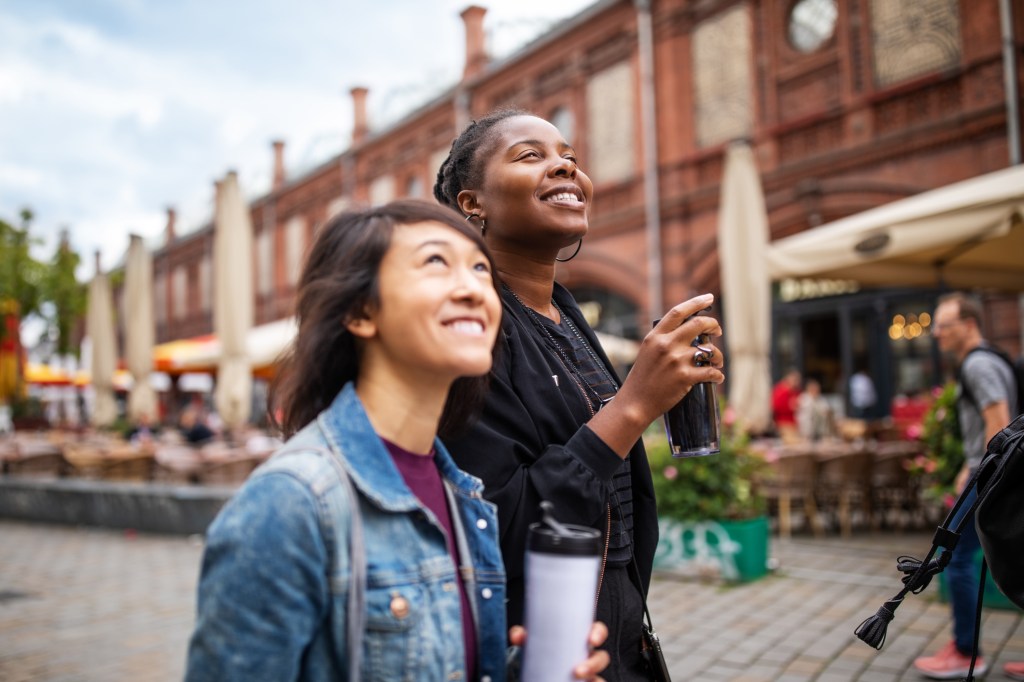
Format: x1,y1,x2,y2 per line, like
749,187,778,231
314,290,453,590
390,595,410,619
476,518,488,530
481,587,493,599
443,581,457,592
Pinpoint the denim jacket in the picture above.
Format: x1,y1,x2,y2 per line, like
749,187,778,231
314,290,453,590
186,383,508,682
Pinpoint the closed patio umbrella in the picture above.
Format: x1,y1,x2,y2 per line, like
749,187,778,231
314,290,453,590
87,253,118,427
717,141,772,434
124,234,157,422
213,171,254,431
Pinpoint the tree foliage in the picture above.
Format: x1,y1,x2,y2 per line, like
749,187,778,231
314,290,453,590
43,233,87,356
0,209,87,356
0,210,47,333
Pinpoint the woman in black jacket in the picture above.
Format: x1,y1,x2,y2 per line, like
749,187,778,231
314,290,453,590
434,110,725,680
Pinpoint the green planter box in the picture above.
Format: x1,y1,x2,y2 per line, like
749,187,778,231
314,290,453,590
653,515,770,583
938,549,1020,611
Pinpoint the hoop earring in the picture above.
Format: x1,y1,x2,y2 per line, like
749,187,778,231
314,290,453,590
555,238,583,262
465,212,486,237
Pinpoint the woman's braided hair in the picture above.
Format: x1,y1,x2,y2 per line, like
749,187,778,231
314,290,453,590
433,108,529,212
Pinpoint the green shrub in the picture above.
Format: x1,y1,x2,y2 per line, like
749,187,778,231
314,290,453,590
647,418,767,521
915,382,963,504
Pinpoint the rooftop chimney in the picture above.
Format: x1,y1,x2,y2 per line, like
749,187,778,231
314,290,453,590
165,207,177,244
272,140,286,190
461,6,488,80
350,86,369,145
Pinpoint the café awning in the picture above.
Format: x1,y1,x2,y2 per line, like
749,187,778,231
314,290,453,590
152,317,298,375
765,165,1024,291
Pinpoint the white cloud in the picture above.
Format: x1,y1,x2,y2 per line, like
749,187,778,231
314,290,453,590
0,0,597,274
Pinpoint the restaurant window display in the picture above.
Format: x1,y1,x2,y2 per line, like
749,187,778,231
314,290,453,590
772,284,943,424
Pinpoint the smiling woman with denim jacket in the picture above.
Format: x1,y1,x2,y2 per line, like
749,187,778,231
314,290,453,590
185,201,609,682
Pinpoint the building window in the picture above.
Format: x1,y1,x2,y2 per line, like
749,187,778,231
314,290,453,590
199,256,211,312
788,0,838,53
369,175,395,206
871,0,960,88
257,228,273,295
585,61,636,184
693,4,753,148
172,266,187,321
284,215,306,286
550,105,576,144
406,175,424,198
326,196,349,220
154,273,166,324
429,148,450,185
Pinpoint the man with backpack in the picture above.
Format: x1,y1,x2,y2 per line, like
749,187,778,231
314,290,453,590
913,292,1020,680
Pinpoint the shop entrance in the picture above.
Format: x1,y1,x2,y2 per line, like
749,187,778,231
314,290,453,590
800,314,841,393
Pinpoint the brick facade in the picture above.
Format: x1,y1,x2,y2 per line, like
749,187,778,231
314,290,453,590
148,0,1023,363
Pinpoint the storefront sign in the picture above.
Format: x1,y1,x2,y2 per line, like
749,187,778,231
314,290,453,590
778,278,860,302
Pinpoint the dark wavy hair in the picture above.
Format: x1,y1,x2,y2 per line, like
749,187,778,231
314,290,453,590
270,199,500,438
433,108,529,211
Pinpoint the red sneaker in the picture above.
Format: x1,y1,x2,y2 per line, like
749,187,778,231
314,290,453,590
912,641,987,679
1005,661,1024,680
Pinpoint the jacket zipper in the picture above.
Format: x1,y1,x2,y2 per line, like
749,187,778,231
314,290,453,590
594,503,611,613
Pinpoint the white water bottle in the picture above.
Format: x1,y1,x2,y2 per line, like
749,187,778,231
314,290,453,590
521,501,602,682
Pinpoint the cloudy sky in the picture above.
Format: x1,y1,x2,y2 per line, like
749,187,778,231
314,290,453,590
0,0,596,275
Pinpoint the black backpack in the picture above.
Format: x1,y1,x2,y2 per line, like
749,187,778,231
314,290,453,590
959,345,1024,418
854,413,1024,681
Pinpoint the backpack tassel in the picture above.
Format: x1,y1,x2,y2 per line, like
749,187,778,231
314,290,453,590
855,548,950,649
854,597,901,649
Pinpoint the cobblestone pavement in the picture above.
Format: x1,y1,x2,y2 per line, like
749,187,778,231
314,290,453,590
1,520,1021,681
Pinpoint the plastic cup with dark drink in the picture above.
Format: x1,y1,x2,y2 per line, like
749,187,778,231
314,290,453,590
655,313,721,458
521,501,602,682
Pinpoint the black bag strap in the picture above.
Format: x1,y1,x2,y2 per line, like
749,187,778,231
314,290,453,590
854,467,984,649
963,558,988,682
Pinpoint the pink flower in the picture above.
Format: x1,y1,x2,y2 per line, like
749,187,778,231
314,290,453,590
923,459,937,473
935,408,946,422
943,493,956,509
663,465,678,481
905,423,923,439
932,386,944,398
723,406,737,427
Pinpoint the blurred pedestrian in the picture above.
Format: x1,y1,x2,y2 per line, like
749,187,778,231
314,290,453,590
848,365,877,419
772,368,801,442
185,201,608,681
178,404,214,445
435,109,724,680
797,378,833,442
913,292,1018,679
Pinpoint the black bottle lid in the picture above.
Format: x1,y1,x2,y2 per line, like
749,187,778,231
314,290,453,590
527,501,602,556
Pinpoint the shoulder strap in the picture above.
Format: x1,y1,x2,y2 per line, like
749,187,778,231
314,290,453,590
960,345,1018,408
322,450,366,681
272,444,366,680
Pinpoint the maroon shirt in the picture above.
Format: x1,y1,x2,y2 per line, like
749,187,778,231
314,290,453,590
383,439,477,679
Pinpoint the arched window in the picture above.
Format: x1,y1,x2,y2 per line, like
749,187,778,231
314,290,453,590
549,105,576,144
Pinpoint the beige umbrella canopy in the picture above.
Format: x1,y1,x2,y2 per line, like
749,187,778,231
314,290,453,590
87,253,118,427
124,234,157,422
766,165,1024,291
213,171,254,431
717,142,773,434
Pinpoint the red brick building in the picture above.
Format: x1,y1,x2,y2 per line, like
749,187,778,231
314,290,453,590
148,0,1024,416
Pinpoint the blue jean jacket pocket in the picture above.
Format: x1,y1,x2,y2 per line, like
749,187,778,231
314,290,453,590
363,583,425,678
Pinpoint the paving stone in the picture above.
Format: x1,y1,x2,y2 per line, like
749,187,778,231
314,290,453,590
3,520,1023,680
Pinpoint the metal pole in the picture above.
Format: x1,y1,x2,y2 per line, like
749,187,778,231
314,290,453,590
635,0,663,319
1000,0,1021,165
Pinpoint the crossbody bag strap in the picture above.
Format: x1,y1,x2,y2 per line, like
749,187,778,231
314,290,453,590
273,443,366,680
